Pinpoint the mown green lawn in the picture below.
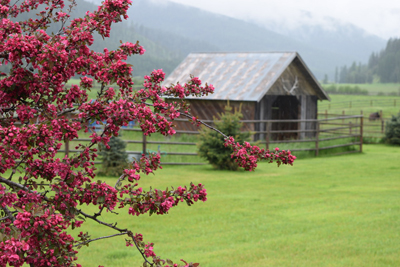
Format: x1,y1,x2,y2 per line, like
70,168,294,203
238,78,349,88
72,144,400,266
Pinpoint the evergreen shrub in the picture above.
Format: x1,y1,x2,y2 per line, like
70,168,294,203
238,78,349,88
384,113,400,145
98,136,129,176
198,105,250,170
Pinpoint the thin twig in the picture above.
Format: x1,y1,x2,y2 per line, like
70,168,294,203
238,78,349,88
57,107,77,116
73,232,128,247
0,216,10,221
143,102,228,138
0,176,51,202
178,110,228,138
114,174,125,189
77,210,154,265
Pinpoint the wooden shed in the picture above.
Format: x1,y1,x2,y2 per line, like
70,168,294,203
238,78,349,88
163,52,330,140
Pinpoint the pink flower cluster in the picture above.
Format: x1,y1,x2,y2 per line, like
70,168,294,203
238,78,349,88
224,137,296,171
124,182,207,216
1,207,79,267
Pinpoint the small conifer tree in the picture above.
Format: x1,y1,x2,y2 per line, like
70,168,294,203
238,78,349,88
98,136,129,176
384,113,400,145
198,104,250,170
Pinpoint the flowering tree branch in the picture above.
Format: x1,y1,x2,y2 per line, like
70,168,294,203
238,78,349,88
0,0,296,266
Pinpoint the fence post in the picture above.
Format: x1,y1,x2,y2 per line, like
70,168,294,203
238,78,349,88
381,120,384,133
65,139,69,157
325,110,328,119
143,133,147,155
360,116,363,153
342,110,345,125
266,122,270,151
315,121,320,157
349,101,352,109
349,121,352,135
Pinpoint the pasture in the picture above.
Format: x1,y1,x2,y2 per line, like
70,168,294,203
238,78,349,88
318,94,400,117
322,83,400,95
72,144,400,266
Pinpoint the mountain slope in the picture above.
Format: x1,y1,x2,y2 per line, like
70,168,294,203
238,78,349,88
254,12,386,66
122,0,365,79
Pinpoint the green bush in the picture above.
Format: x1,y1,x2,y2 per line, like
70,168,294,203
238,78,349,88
98,136,129,176
197,104,250,170
384,113,400,145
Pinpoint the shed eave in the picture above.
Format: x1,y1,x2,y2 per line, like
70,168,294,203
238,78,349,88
294,53,331,101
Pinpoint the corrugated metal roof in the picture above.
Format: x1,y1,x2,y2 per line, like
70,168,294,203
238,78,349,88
163,52,329,102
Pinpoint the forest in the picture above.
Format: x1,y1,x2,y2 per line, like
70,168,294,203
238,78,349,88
336,38,400,83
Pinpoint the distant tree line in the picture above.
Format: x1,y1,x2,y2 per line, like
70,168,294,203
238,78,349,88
335,38,400,83
322,84,369,95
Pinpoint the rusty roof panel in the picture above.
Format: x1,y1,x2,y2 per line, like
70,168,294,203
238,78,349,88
163,52,328,102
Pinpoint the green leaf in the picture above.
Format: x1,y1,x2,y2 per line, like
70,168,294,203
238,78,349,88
98,195,106,204
32,207,44,217
14,207,24,213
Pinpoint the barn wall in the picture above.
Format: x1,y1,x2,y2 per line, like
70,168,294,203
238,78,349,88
263,60,320,140
299,95,318,138
255,95,276,140
267,59,319,97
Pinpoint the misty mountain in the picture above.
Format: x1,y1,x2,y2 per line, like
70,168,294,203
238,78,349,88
121,0,351,79
123,0,387,80
9,0,386,81
254,13,386,68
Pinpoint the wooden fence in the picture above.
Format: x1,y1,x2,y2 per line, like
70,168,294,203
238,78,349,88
319,98,400,110
319,110,392,139
62,115,364,165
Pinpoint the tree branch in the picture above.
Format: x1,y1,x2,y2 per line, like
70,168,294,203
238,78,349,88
77,209,154,265
0,176,31,191
73,232,128,247
143,102,228,138
1,206,15,222
178,110,228,138
0,216,10,221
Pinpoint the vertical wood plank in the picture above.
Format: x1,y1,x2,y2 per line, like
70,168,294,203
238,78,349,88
266,122,270,151
143,133,147,156
65,140,69,157
315,122,320,157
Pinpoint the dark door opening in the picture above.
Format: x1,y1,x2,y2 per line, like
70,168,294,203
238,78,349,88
271,96,299,140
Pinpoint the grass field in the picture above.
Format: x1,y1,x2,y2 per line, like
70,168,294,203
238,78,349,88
71,144,400,267
318,94,400,120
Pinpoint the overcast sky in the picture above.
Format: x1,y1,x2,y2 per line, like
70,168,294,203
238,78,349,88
167,0,400,39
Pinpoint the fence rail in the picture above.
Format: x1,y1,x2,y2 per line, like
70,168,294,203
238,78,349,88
62,115,364,165
318,109,393,139
319,98,400,110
